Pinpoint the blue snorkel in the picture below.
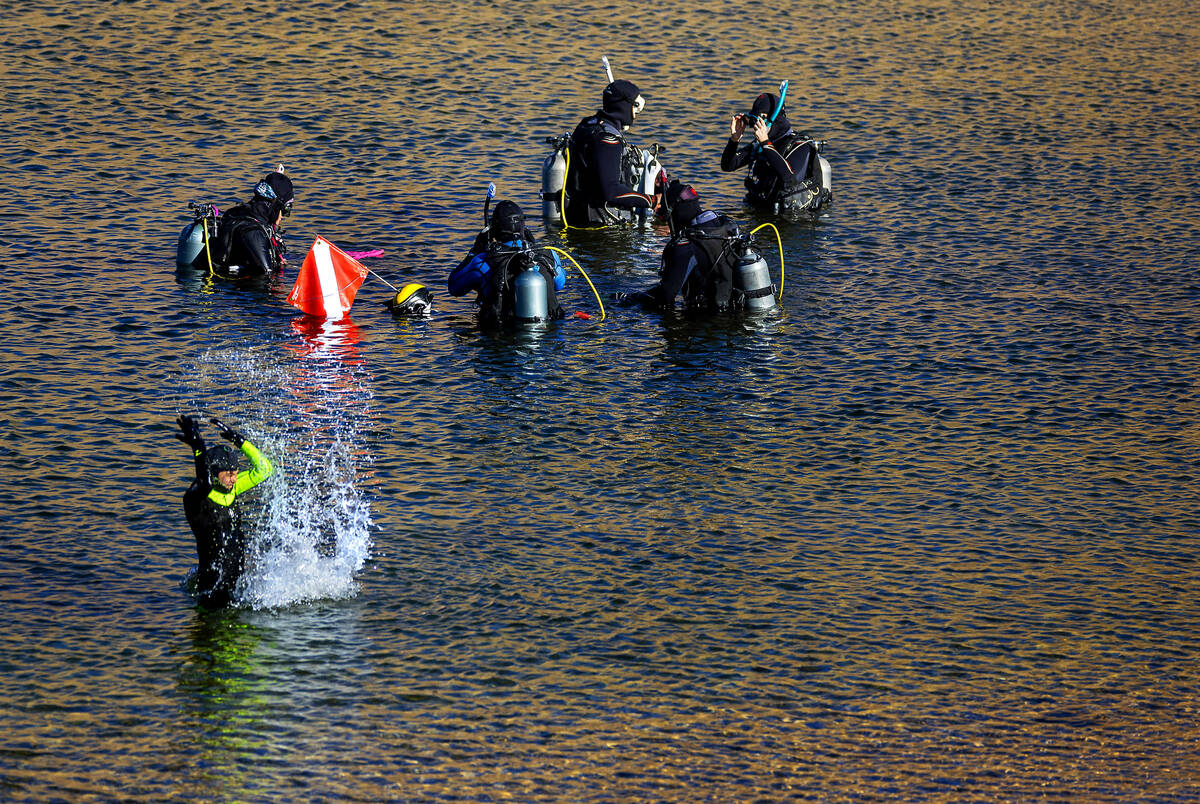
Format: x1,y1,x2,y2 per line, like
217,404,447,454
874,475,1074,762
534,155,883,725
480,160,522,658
753,80,789,154
771,80,788,126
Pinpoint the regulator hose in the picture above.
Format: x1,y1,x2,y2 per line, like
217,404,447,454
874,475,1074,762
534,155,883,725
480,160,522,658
198,217,214,279
749,222,786,298
545,245,605,321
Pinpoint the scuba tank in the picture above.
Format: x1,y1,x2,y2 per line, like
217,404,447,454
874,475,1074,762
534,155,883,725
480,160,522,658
541,135,569,223
733,241,777,312
637,145,664,194
817,142,832,197
813,141,833,207
176,202,218,269
634,144,665,222
513,264,549,323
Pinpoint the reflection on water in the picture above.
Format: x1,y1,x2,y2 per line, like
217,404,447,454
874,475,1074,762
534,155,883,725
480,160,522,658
1,0,1199,799
173,604,374,801
174,610,270,799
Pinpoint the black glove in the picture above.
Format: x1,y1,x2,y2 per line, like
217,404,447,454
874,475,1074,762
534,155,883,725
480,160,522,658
211,418,245,447
175,415,204,450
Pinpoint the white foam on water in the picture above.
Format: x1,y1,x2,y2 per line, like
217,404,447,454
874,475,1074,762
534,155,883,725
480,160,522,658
237,428,373,609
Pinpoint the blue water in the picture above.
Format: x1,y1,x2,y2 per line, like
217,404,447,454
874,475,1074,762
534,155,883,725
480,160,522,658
1,0,1199,800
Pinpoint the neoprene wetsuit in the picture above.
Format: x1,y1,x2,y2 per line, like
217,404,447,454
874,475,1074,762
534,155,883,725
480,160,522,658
720,129,815,210
565,113,654,226
182,439,274,606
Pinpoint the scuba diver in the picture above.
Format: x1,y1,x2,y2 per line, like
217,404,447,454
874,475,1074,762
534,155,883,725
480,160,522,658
175,414,274,607
720,92,831,215
448,199,566,327
560,79,662,227
613,181,745,313
614,180,781,314
208,169,295,277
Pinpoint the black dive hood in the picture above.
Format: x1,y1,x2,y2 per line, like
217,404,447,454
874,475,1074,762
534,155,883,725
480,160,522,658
602,79,644,130
750,93,792,141
206,444,240,473
251,171,294,222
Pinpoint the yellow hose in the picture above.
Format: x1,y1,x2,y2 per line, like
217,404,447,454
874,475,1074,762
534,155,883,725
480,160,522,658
560,145,569,228
545,245,605,321
749,221,785,298
559,143,620,231
201,212,214,279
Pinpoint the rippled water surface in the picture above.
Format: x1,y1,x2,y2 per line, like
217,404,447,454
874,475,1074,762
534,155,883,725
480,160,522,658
2,0,1199,800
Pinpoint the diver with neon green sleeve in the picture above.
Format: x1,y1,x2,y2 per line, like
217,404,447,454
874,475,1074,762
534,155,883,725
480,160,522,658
175,414,274,607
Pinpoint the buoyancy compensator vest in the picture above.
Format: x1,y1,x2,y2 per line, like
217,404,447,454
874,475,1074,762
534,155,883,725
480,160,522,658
745,134,828,214
210,204,286,277
670,214,743,311
563,116,642,227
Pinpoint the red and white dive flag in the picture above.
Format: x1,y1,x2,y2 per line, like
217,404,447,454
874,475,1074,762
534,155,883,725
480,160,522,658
286,236,369,319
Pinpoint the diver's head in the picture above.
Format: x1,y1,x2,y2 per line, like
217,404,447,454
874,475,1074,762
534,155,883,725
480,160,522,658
489,200,527,243
666,180,703,229
205,444,241,490
253,170,295,224
749,93,790,140
388,283,433,317
602,79,644,130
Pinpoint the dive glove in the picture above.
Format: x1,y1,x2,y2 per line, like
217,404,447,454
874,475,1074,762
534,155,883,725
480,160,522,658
211,418,245,447
175,415,204,450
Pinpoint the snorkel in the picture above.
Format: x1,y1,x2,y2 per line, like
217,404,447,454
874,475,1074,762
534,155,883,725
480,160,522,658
751,80,789,153
483,181,496,227
771,80,788,126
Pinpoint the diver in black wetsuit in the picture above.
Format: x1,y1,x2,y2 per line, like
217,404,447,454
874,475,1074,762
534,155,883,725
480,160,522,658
564,79,662,227
613,180,743,313
176,414,274,607
720,93,826,214
210,170,295,277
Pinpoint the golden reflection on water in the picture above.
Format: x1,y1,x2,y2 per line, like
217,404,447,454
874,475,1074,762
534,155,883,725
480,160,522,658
3,0,1200,799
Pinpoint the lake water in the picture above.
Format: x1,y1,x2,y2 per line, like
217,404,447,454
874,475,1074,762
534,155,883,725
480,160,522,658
2,0,1199,800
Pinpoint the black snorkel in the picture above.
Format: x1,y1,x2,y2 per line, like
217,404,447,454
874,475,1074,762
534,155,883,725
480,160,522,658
483,182,496,228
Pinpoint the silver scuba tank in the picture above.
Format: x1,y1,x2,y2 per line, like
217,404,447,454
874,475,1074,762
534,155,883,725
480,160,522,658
541,137,568,223
734,245,777,311
176,202,217,269
635,144,665,222
176,220,207,268
818,154,832,196
513,265,549,323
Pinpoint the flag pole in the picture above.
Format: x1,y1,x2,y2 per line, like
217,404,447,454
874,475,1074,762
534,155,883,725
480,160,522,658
366,268,399,292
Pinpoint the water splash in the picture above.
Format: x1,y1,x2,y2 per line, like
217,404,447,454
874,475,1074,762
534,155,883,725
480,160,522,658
238,428,372,609
181,320,375,609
